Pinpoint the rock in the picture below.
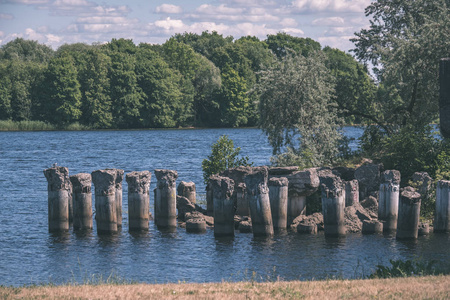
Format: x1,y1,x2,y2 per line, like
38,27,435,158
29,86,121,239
290,212,324,231
355,163,384,199
362,220,383,234
287,168,320,196
185,211,214,227
176,195,196,221
360,196,378,219
332,166,355,181
381,170,401,185
239,220,252,233
344,203,374,233
297,223,317,234
268,166,299,176
186,218,207,233
418,222,430,236
177,181,196,204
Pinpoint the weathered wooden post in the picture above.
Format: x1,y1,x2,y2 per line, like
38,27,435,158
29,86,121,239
345,179,359,207
320,173,346,236
378,170,401,232
246,167,274,237
211,176,235,237
177,181,196,204
114,169,124,229
440,58,450,138
397,187,421,239
91,169,117,234
154,169,178,231
434,180,450,232
44,166,71,232
70,173,93,230
126,171,151,232
268,177,288,230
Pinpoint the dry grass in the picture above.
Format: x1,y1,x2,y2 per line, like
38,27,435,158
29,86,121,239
1,275,450,299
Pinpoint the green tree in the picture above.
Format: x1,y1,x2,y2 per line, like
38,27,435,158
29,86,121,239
173,31,233,60
202,135,252,184
323,47,378,125
351,0,450,130
78,49,112,128
136,46,184,128
256,52,342,167
266,33,321,59
0,38,54,63
40,54,82,125
107,51,143,128
217,65,250,127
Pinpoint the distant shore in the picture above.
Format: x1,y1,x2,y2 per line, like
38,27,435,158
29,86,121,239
1,275,449,299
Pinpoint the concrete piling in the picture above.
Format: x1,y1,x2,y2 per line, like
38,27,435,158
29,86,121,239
91,169,118,234
211,176,235,237
44,166,71,232
320,174,346,236
268,177,289,230
235,183,248,216
126,171,151,231
378,170,401,232
114,169,124,229
245,167,274,237
177,181,196,204
154,169,178,230
286,168,319,225
396,187,421,239
434,180,450,232
440,58,450,138
345,180,359,207
70,173,93,230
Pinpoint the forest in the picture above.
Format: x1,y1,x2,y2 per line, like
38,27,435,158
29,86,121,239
0,32,372,129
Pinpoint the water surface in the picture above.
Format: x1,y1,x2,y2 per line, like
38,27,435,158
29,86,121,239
0,128,448,286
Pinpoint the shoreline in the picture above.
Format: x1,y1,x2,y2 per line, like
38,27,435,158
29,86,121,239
1,275,449,299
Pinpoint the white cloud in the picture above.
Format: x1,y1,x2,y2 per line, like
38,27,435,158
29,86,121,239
312,17,345,26
280,18,298,27
281,27,304,36
155,4,182,14
0,31,4,38
1,0,49,4
154,17,184,31
324,26,355,36
53,0,90,6
291,0,370,13
0,13,14,20
318,36,354,50
196,4,244,15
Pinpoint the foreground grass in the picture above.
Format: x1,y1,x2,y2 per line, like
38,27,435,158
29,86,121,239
1,275,449,299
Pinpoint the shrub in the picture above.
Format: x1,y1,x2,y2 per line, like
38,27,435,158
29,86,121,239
201,135,252,184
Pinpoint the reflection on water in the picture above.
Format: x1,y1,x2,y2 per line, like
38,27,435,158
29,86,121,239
0,128,449,286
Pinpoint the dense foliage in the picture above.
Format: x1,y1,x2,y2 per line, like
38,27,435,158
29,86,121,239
0,32,373,130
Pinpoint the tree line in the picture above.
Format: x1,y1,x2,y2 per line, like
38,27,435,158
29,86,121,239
0,32,373,129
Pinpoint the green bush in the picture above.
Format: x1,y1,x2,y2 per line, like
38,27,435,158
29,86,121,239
369,259,449,279
201,135,252,184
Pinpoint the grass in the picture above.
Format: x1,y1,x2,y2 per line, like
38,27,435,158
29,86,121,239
0,120,92,131
0,120,55,131
1,275,449,299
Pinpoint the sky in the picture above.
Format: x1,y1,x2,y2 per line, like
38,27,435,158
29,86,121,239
0,0,372,52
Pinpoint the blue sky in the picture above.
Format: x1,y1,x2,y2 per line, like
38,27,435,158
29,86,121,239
0,0,372,52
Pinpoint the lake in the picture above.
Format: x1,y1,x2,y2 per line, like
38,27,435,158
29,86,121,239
0,127,449,286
